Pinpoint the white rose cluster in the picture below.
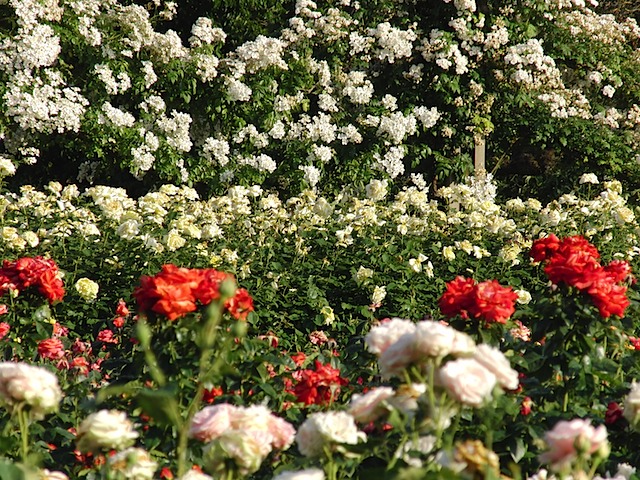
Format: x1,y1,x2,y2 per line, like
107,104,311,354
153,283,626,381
0,362,62,419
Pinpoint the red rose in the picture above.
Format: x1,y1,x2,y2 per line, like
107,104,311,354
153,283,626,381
133,264,199,321
38,337,65,360
291,360,348,405
0,322,9,340
439,276,476,319
604,260,633,283
588,276,629,318
469,280,518,324
115,299,129,317
605,401,624,426
97,329,118,344
224,288,254,321
37,269,65,303
192,269,230,305
530,234,561,263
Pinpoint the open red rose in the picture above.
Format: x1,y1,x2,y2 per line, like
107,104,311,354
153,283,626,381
530,234,561,263
438,276,476,320
470,280,519,324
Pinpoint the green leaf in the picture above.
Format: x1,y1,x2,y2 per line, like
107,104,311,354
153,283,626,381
136,388,182,428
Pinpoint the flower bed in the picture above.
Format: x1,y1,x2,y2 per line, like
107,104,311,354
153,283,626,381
0,174,639,479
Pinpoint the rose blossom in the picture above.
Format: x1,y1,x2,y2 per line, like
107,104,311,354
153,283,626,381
438,358,496,407
106,447,157,479
38,338,65,360
295,411,366,457
472,344,519,390
76,409,139,452
204,429,273,475
0,322,9,340
539,419,608,471
377,333,416,378
0,362,62,418
273,469,325,480
348,386,395,423
414,320,458,358
365,318,416,355
189,404,237,442
40,470,69,480
179,472,213,480
623,381,640,428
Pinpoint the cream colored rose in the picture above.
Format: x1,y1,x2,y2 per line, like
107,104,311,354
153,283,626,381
76,409,139,452
0,362,62,419
75,278,99,302
296,411,366,457
438,358,496,407
205,430,273,475
106,447,157,479
40,470,68,480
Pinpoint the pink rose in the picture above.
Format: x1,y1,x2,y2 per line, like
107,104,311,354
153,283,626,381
348,387,395,423
378,333,416,378
539,419,608,471
438,358,496,407
190,404,237,442
414,321,457,358
472,344,519,390
268,414,296,450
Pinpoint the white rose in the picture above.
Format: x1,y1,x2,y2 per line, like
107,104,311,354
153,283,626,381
365,318,416,355
348,387,395,423
0,362,62,419
365,179,388,201
106,447,157,479
438,358,496,407
296,411,366,457
515,289,532,304
624,381,640,427
472,345,519,390
76,409,139,452
273,469,325,480
450,330,476,356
